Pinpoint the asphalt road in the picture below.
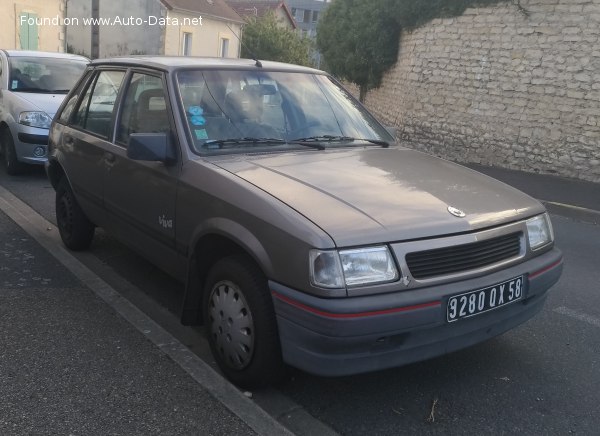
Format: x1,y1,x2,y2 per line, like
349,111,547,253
1,166,599,435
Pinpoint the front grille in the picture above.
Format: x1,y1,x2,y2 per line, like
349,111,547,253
405,232,522,279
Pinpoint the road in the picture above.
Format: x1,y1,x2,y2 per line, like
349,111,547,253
1,166,599,435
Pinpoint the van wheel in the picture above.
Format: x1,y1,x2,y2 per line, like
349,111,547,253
203,255,285,388
1,128,24,175
56,177,95,250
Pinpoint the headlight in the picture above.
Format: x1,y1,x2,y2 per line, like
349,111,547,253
19,111,52,129
527,213,553,250
310,246,399,288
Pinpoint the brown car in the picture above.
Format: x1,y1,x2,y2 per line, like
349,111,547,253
47,57,562,388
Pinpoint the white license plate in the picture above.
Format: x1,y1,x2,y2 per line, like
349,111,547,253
447,276,524,323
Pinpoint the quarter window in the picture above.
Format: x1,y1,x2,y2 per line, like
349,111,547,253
71,70,125,138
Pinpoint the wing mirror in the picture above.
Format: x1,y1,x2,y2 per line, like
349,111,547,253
127,133,176,165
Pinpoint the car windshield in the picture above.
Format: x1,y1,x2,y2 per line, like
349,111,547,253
176,69,394,154
9,56,87,93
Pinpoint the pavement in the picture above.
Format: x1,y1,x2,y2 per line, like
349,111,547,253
0,163,598,435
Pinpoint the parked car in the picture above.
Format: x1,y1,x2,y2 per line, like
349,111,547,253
0,50,88,174
47,57,563,388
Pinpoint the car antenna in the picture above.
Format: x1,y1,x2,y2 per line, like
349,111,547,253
226,23,262,68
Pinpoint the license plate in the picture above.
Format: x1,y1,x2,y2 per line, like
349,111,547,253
447,276,524,323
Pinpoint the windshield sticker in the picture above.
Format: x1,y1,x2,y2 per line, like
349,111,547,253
187,106,206,126
194,129,208,140
11,80,18,90
190,115,206,126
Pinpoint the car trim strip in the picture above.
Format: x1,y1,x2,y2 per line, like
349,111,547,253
271,291,441,319
18,133,48,144
529,259,563,280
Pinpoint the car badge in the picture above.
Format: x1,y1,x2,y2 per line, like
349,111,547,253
447,206,466,218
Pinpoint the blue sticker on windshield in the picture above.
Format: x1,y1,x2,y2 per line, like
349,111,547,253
190,115,206,126
11,80,18,90
188,106,203,116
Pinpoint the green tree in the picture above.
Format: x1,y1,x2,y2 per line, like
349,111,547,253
241,13,313,67
317,0,400,102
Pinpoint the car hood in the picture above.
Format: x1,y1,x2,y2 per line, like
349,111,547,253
11,92,66,117
210,147,545,246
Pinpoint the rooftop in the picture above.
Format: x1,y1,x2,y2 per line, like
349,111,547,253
160,0,244,23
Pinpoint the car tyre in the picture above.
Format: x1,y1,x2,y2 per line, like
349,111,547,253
1,128,25,175
203,255,285,388
56,177,95,250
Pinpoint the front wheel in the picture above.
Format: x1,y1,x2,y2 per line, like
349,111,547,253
56,177,95,250
203,255,285,388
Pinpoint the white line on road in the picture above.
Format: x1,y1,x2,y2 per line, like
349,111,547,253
554,306,600,328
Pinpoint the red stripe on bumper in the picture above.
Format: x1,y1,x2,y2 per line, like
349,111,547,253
272,291,441,319
529,259,562,280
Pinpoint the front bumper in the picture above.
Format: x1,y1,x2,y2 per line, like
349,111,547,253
13,124,49,164
271,248,562,377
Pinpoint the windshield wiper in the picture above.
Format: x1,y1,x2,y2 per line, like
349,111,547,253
291,135,390,148
204,137,286,148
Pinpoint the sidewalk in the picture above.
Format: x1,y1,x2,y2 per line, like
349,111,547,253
0,186,297,436
465,163,600,224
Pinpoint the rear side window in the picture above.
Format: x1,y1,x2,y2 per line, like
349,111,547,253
116,73,170,146
71,70,126,139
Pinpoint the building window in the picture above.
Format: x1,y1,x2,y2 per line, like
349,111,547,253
182,32,192,56
220,38,229,58
295,8,304,23
303,10,311,23
312,11,319,22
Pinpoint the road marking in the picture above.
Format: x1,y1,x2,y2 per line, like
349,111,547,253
0,184,299,436
554,306,600,328
541,201,600,225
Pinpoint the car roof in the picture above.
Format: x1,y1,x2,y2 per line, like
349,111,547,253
2,50,89,61
89,56,325,74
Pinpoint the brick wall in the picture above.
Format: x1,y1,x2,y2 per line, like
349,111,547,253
357,0,600,182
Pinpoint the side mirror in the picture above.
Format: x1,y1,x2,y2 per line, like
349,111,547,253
127,133,176,164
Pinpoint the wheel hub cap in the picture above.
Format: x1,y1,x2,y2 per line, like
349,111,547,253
208,281,255,370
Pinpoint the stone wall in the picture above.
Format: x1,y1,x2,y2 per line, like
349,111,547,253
358,0,600,182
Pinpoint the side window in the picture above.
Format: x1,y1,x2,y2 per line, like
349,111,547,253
116,73,170,146
59,71,92,123
71,70,126,138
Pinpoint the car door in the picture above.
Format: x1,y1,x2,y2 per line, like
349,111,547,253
60,69,127,227
103,70,182,278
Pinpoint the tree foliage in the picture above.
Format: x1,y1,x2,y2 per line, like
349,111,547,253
317,0,510,101
317,0,400,102
241,13,313,67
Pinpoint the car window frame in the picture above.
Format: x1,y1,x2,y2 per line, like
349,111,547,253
66,67,128,142
113,68,176,149
56,69,94,124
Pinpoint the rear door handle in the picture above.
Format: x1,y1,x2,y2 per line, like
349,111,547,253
64,135,74,145
105,152,116,164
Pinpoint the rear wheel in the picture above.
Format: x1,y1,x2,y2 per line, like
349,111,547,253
1,128,25,175
56,177,95,250
203,255,285,388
